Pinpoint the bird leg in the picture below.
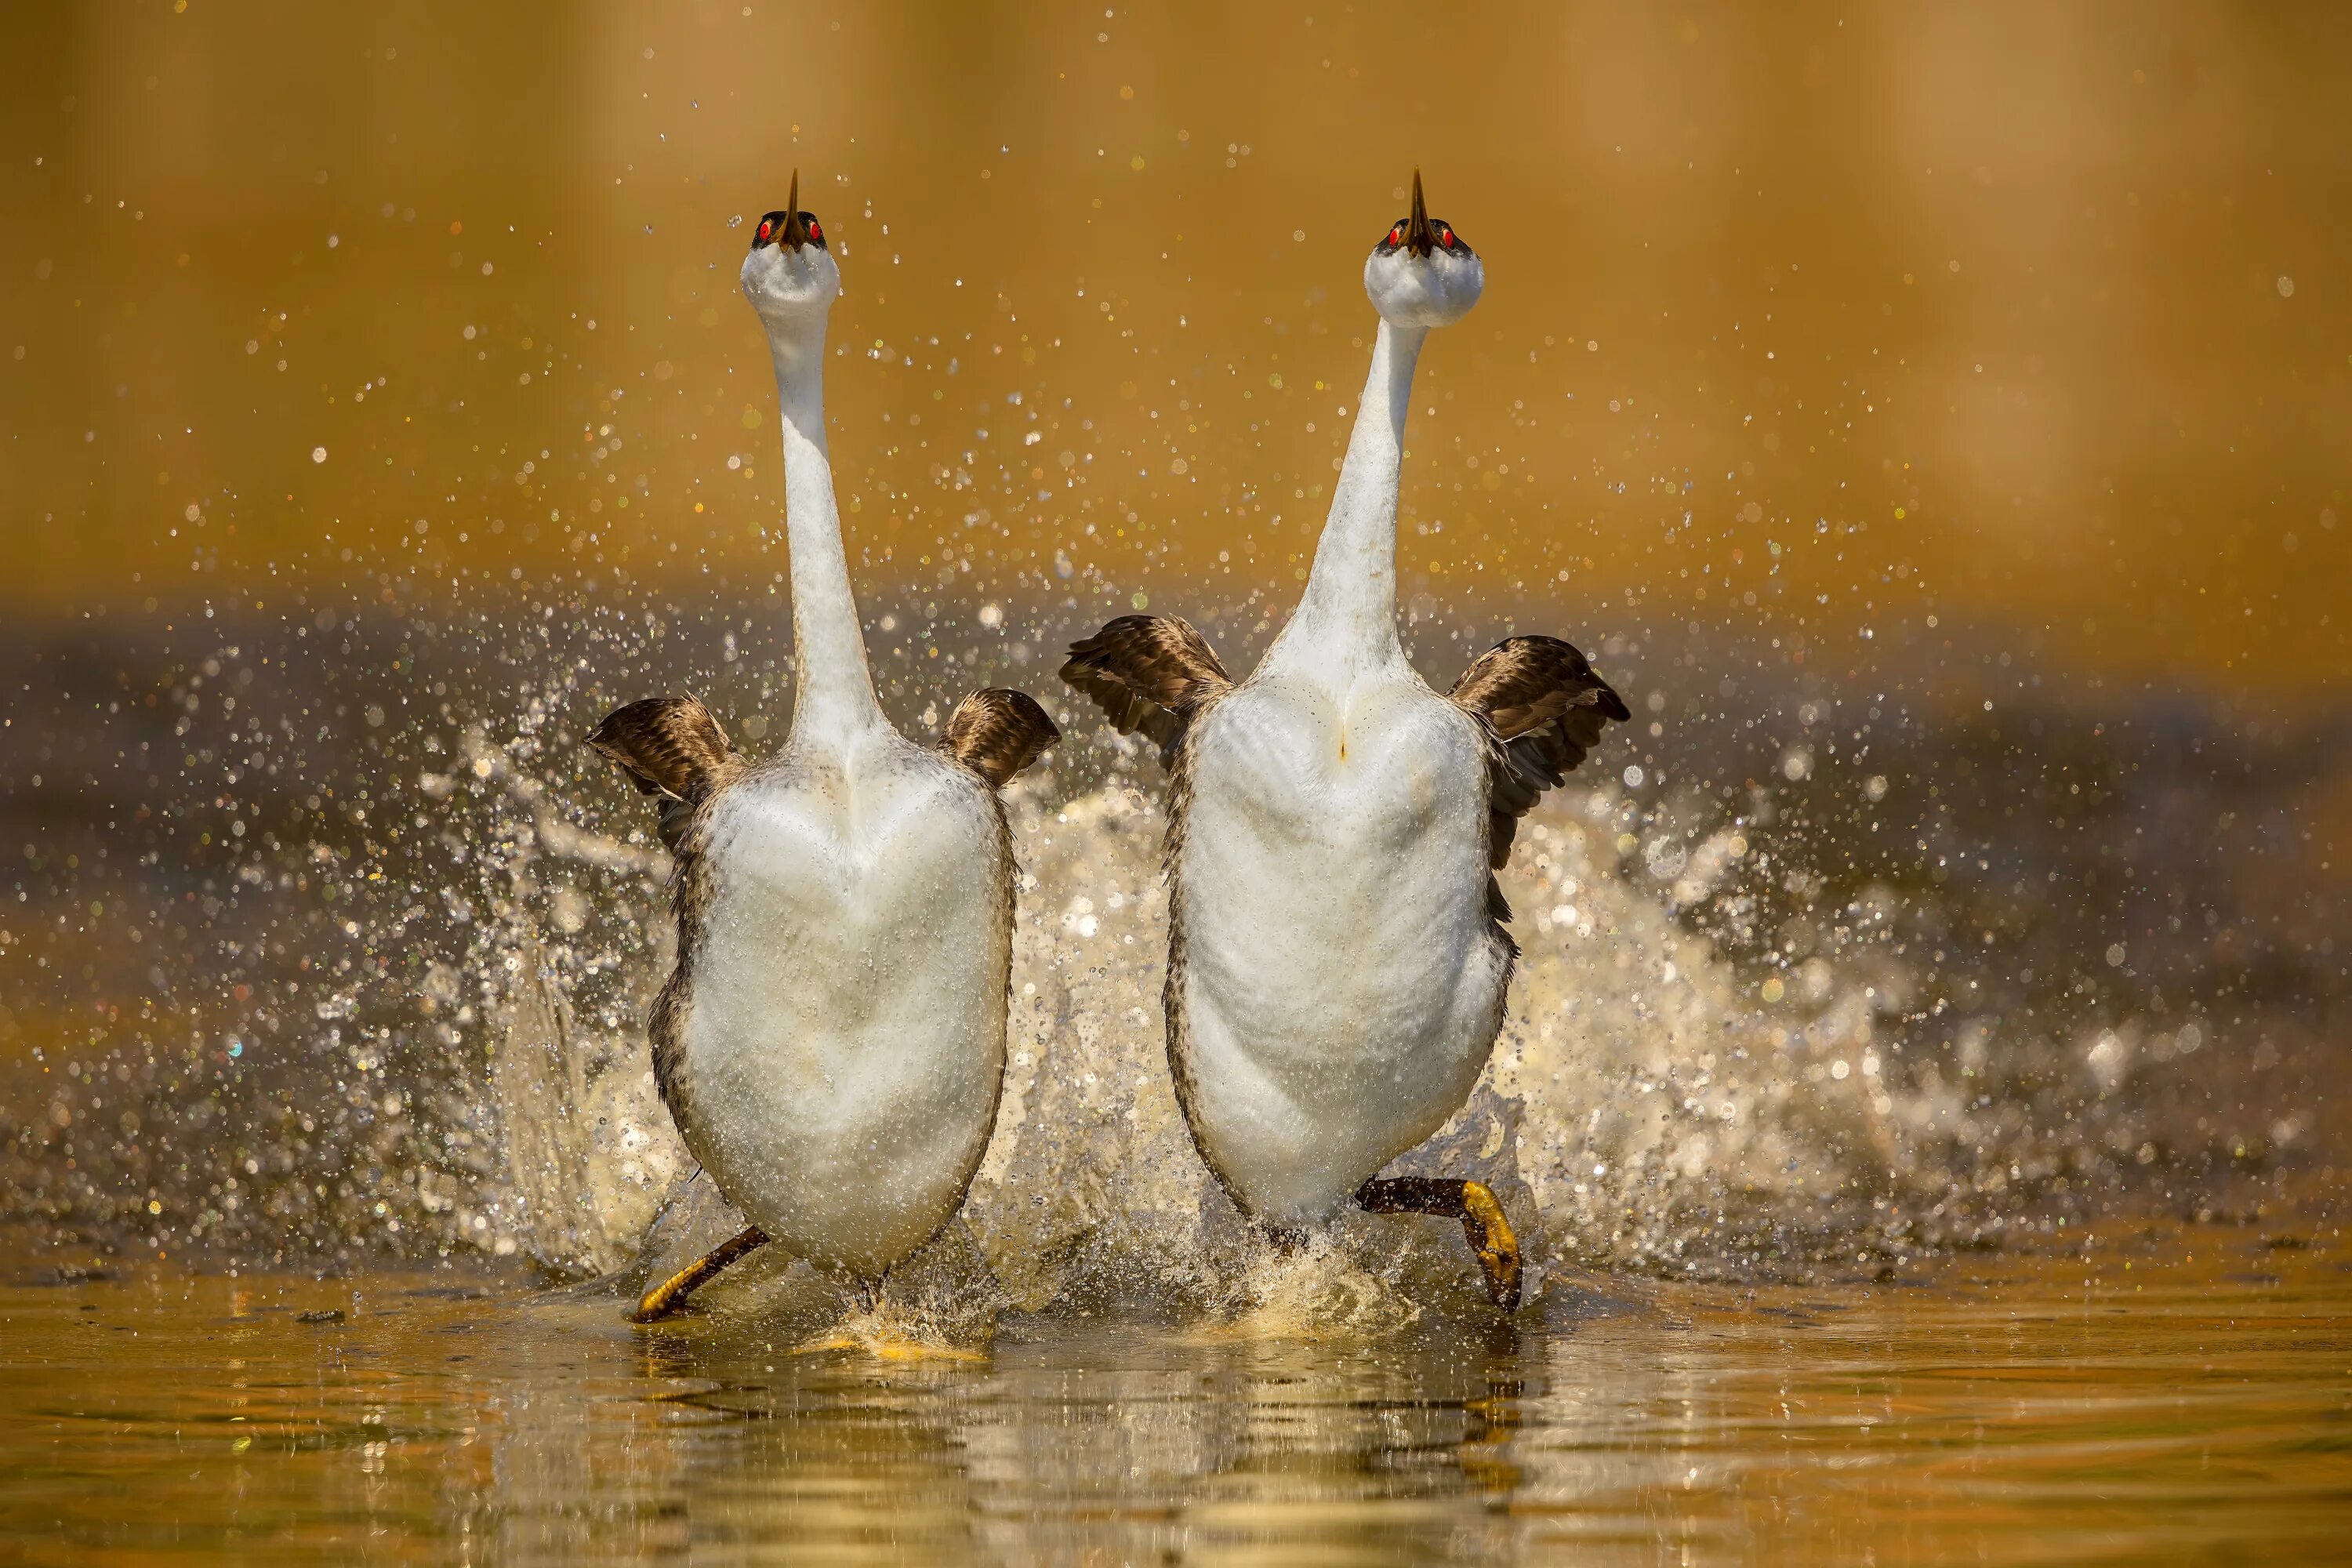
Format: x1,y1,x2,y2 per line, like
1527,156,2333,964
630,1224,771,1323
1354,1177,1522,1310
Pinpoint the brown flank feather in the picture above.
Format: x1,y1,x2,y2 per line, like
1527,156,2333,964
942,688,1061,788
585,695,747,855
1448,635,1631,938
1058,614,1232,766
1055,612,1248,1206
1156,710,1258,1215
585,693,753,1125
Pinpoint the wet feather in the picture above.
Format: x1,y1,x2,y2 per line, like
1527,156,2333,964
942,687,1061,787
1058,615,1232,766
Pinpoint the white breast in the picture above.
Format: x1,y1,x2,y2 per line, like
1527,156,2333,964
678,732,1009,1278
1173,669,1510,1226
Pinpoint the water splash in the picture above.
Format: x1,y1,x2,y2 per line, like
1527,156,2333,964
2,601,2340,1307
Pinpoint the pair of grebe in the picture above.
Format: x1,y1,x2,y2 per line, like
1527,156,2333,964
592,173,1626,1322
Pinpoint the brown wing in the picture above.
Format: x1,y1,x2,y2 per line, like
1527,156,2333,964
1450,636,1631,873
585,695,746,853
943,687,1061,788
1058,614,1232,765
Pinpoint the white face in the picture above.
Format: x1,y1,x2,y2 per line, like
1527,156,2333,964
1361,194,1483,328
1364,245,1483,328
739,206,840,332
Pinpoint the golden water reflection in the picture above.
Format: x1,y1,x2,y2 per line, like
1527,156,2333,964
2,1222,2346,1563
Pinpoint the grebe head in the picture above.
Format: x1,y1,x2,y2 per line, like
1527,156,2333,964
1363,169,1483,329
740,169,840,329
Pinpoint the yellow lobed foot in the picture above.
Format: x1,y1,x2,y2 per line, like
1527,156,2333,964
793,1305,989,1362
1354,1174,1525,1312
1457,1181,1522,1311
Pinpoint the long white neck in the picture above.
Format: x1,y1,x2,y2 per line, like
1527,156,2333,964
767,315,884,750
1265,318,1426,677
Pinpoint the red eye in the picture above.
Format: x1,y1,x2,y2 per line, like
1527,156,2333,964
807,220,821,241
1388,226,1403,245
757,220,772,241
1439,228,1454,249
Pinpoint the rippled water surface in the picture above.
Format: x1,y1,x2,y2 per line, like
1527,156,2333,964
4,1218,2347,1565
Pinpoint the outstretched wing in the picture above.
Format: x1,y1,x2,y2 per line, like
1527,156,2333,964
1450,636,1631,875
1058,614,1232,765
585,695,746,853
943,687,1061,788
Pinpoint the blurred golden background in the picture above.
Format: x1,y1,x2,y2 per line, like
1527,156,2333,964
3,0,2347,689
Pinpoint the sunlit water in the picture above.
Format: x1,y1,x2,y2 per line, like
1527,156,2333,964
9,9,2352,1559
5,591,2348,1561
2,1220,2346,1563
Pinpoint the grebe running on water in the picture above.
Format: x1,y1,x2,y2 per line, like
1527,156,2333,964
591,177,1058,1321
1060,173,1626,1308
